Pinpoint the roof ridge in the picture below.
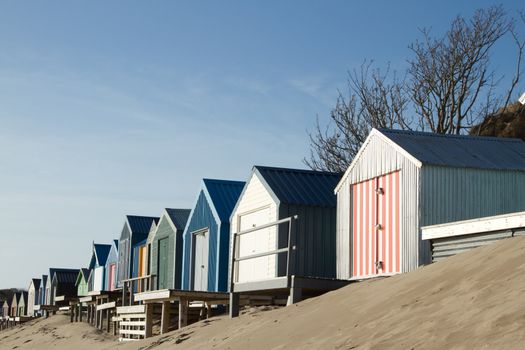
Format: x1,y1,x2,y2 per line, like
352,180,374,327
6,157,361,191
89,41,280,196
378,128,524,143
255,165,342,176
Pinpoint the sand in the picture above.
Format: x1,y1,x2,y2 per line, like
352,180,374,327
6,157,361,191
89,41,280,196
2,235,525,350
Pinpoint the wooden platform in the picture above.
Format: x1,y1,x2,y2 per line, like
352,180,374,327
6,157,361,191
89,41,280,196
230,275,351,317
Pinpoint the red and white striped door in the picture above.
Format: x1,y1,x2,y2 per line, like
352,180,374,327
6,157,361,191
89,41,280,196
352,171,400,278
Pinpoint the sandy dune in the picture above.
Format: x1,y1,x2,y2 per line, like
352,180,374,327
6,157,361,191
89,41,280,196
2,235,525,350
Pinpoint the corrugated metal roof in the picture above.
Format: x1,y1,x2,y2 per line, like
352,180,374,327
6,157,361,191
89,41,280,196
93,243,112,266
31,278,41,290
203,179,246,222
50,268,79,284
113,239,119,251
379,129,525,170
80,268,90,281
255,166,342,207
165,208,191,230
127,215,160,235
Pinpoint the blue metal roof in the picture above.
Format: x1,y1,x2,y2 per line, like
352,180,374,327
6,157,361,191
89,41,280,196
165,208,191,230
127,215,160,235
379,129,525,171
203,179,246,222
126,215,160,243
80,268,90,282
93,243,112,266
113,240,119,251
255,166,342,207
31,278,41,290
49,268,79,284
52,269,79,284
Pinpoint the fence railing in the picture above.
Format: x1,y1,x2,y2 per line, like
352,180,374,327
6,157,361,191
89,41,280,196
229,215,298,292
121,274,155,306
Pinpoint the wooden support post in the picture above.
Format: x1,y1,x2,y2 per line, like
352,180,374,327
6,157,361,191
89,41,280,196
70,305,74,323
129,282,133,305
178,298,188,329
145,303,153,338
206,302,212,319
160,301,170,334
229,293,240,318
106,309,111,333
79,304,83,322
75,304,79,322
287,286,302,305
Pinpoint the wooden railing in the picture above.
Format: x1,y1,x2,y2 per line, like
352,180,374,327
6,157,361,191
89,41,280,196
121,275,156,306
230,215,298,291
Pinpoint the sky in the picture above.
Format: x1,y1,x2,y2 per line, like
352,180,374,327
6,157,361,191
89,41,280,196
0,1,524,288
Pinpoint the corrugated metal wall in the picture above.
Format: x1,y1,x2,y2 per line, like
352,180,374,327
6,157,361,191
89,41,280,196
117,224,131,287
431,228,525,262
336,134,420,279
181,191,220,292
279,204,337,279
420,167,525,226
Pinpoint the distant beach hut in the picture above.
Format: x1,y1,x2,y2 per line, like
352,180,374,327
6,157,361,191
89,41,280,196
148,208,191,290
228,166,343,311
181,179,245,292
335,129,525,280
2,298,11,317
27,278,41,316
39,275,48,307
117,215,159,289
104,240,119,292
17,292,28,316
10,293,20,316
75,269,90,297
88,243,112,292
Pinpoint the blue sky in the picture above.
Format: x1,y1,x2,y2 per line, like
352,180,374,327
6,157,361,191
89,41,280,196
1,1,523,288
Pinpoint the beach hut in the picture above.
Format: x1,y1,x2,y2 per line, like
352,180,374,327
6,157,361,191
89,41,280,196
148,208,191,290
145,220,157,277
117,215,159,289
17,292,28,316
49,268,79,304
10,293,19,316
2,299,11,317
88,243,112,292
104,240,119,292
335,128,525,280
39,275,48,307
132,238,149,292
181,178,245,292
230,166,342,285
27,279,41,316
75,269,90,297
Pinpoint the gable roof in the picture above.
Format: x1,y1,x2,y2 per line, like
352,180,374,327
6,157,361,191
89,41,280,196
165,208,191,231
30,278,41,291
80,268,90,281
40,275,48,289
336,128,525,192
203,179,246,222
50,268,79,284
127,215,160,234
379,128,525,170
254,166,342,207
92,243,112,266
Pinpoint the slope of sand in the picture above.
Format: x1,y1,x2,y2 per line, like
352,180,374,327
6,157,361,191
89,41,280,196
2,235,525,350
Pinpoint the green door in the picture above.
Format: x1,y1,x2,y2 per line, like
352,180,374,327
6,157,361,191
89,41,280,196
158,238,169,289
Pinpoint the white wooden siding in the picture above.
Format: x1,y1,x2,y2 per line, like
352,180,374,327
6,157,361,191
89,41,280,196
230,173,278,283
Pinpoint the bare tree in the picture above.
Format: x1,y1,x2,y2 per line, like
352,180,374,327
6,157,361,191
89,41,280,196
307,6,521,171
408,6,511,134
305,63,410,172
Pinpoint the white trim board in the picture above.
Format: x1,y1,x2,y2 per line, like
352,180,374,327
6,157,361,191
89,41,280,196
422,211,525,240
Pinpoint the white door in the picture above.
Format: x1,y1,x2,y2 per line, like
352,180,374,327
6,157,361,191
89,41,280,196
193,230,209,291
237,207,276,282
94,266,104,291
